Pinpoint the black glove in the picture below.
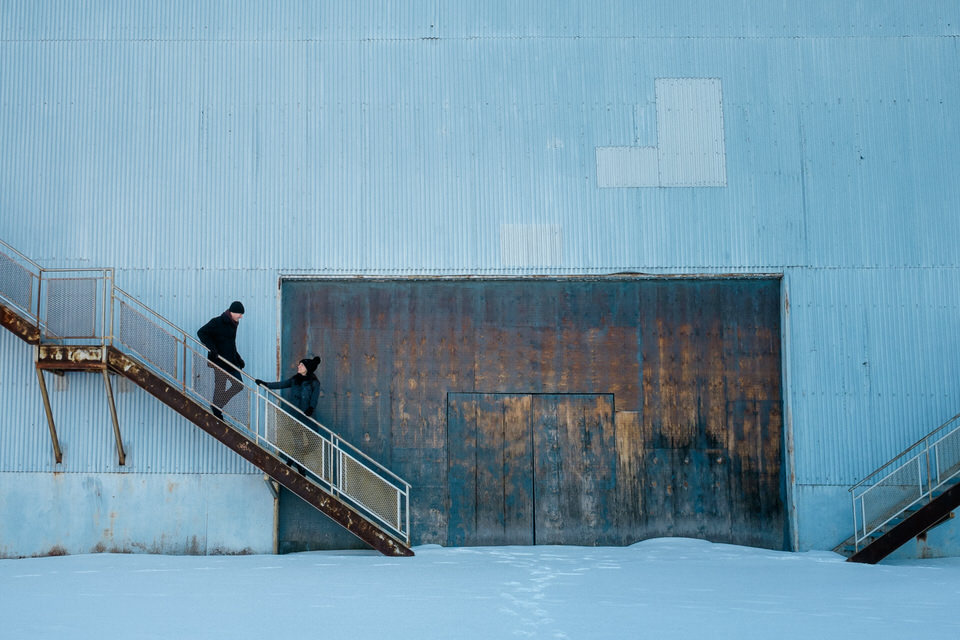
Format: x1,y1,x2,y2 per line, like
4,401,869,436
305,407,314,417
208,351,219,361
254,379,265,386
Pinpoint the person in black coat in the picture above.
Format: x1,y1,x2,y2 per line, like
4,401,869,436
197,300,246,419
255,355,322,426
256,355,322,475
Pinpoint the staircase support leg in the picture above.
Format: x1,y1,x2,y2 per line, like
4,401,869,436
34,366,62,464
101,370,125,466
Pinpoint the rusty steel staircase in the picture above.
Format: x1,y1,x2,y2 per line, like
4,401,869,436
835,412,960,564
0,239,412,557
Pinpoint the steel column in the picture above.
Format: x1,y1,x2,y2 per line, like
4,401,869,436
33,365,62,464
101,370,125,466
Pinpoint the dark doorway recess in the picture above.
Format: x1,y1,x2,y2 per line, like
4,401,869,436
279,277,785,550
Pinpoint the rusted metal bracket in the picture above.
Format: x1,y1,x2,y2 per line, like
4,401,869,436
33,365,62,464
263,475,280,500
34,345,126,465
36,345,106,370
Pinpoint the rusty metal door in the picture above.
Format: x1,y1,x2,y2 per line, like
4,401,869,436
447,394,535,546
532,394,616,545
280,277,785,550
447,393,616,546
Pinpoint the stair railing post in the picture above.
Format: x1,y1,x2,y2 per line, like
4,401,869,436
181,338,187,392
859,494,866,549
253,384,261,446
850,492,857,551
333,434,342,497
35,268,44,341
106,269,115,349
924,438,933,503
100,270,106,348
917,456,927,508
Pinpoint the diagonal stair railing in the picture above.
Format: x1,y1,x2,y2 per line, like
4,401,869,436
847,411,960,554
0,238,411,549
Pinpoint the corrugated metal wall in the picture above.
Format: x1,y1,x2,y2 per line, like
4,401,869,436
1,0,959,552
2,7,956,275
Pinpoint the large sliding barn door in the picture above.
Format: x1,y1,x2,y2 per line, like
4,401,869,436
281,277,785,550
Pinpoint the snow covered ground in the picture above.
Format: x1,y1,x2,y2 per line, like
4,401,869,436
2,538,959,639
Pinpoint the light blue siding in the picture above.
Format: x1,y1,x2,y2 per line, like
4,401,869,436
1,0,959,554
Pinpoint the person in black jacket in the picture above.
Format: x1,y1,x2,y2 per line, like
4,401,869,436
197,301,246,419
256,356,322,474
255,355,322,424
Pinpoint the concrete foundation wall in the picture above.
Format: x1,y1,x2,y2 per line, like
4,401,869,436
0,473,276,558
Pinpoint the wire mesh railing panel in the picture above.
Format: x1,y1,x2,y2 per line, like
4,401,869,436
932,427,960,485
341,451,402,532
189,349,251,429
44,277,99,339
855,459,924,540
265,404,331,482
0,250,36,316
116,300,180,380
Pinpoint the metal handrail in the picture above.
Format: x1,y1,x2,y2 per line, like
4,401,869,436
0,240,411,543
258,382,411,488
0,237,42,319
114,287,409,484
850,411,960,493
110,287,411,542
0,237,43,270
848,412,960,551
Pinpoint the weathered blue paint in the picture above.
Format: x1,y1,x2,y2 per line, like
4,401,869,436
0,473,275,558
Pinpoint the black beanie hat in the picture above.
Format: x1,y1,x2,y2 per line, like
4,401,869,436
229,301,245,314
300,356,321,374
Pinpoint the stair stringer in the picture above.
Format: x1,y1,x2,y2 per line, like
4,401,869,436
846,483,960,564
0,303,39,344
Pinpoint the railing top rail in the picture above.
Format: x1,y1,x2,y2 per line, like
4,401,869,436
113,286,411,493
113,287,261,391
39,267,115,275
0,238,43,272
0,240,115,279
850,411,960,493
113,286,194,342
258,384,410,491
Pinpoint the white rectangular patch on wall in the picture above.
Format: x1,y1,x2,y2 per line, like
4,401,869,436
656,78,727,187
596,146,660,188
500,224,563,268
